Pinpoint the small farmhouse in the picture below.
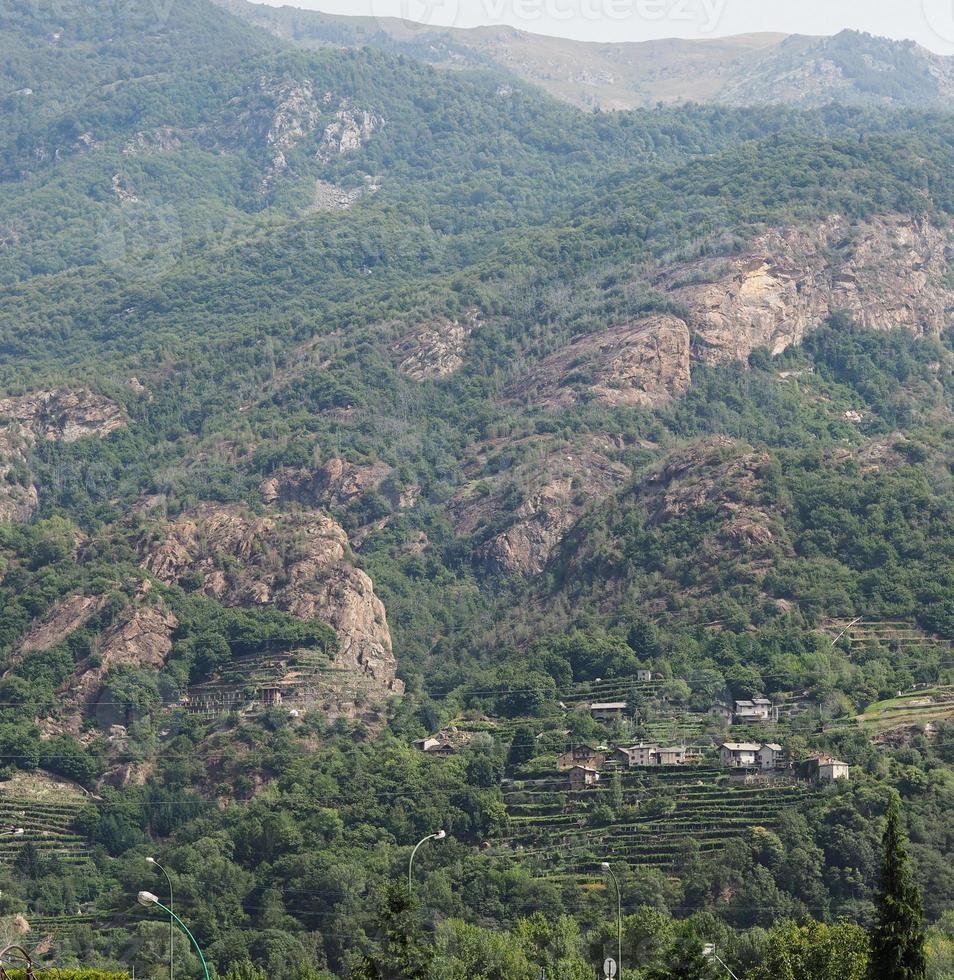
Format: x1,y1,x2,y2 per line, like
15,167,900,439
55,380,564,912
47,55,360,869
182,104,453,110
413,737,457,756
819,759,850,782
613,744,657,767
733,698,774,723
568,765,601,789
636,669,652,683
708,701,734,721
756,743,784,771
558,745,605,771
614,743,687,767
804,754,850,782
590,701,628,721
655,746,687,766
719,742,762,768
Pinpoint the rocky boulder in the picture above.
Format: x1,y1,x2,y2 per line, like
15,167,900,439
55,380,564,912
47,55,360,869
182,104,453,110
508,314,691,409
393,309,482,380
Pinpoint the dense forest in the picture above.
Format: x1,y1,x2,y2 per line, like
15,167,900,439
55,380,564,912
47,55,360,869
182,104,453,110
2,0,954,976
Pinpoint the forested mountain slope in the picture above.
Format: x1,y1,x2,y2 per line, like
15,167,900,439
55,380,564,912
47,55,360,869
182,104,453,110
3,1,954,976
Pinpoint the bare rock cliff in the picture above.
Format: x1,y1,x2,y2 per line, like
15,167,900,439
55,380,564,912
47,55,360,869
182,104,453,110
0,389,126,522
662,214,954,365
141,504,401,698
393,309,482,380
508,314,691,409
452,445,630,576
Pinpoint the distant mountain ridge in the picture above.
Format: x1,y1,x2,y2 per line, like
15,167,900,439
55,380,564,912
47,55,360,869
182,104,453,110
215,1,954,111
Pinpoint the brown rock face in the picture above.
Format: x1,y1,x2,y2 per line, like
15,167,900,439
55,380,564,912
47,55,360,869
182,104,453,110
0,389,127,522
265,458,393,509
393,309,482,380
141,504,401,697
452,446,630,576
52,603,179,734
19,595,105,653
509,314,691,409
639,436,792,565
662,215,954,366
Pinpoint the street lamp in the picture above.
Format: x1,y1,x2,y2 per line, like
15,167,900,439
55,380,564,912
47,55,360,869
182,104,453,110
601,862,622,979
137,891,210,980
147,857,174,980
408,830,446,894
702,943,740,979
0,829,24,837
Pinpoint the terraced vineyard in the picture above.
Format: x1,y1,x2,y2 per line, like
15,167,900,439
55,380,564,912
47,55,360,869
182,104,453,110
827,619,954,658
498,768,813,879
0,796,93,867
847,686,954,735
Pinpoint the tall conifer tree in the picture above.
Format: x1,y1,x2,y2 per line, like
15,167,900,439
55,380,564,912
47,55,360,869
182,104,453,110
869,796,927,980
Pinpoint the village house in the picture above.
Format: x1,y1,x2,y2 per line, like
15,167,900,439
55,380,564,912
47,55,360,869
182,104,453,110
803,753,850,782
613,743,657,767
613,743,687,767
590,701,629,722
413,727,475,757
719,742,762,768
568,765,601,790
412,736,457,757
756,743,784,771
558,744,605,771
636,669,653,683
655,745,687,766
819,759,850,782
733,698,774,723
708,701,734,722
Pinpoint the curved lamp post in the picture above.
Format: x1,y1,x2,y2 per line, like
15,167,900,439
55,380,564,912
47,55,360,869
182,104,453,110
137,891,210,980
601,862,622,979
408,830,446,894
0,829,24,838
147,857,174,980
702,943,740,979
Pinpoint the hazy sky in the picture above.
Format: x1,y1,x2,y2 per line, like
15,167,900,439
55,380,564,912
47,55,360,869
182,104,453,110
257,0,954,54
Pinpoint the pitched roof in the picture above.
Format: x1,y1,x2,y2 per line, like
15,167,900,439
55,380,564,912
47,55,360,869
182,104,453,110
760,743,783,752
721,742,762,752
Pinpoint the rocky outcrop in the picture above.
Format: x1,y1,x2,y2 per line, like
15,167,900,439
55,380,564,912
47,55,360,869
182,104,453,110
19,595,105,653
661,215,954,366
509,314,691,409
316,103,384,161
393,310,482,380
123,127,184,156
262,457,393,509
0,389,126,443
639,437,791,560
452,446,630,576
140,504,401,698
0,389,127,522
311,175,381,212
51,602,179,734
